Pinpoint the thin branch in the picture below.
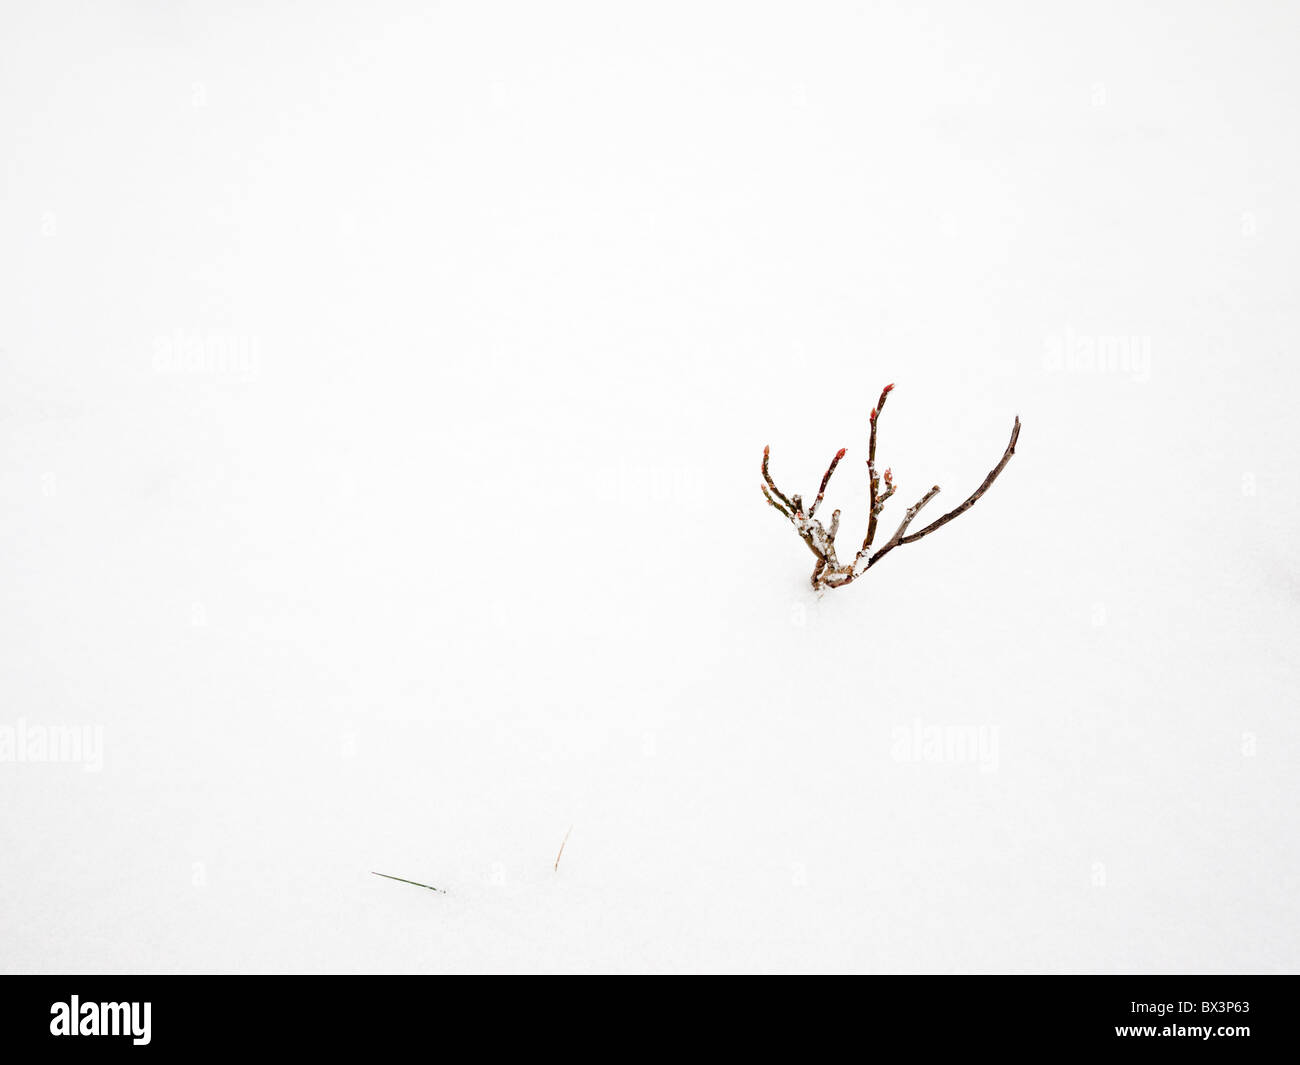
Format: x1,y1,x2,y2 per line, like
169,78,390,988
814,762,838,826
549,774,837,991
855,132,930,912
762,445,795,512
862,383,894,552
868,383,893,467
875,468,896,513
828,485,941,589
868,484,942,568
761,483,792,519
899,417,1020,545
808,448,846,517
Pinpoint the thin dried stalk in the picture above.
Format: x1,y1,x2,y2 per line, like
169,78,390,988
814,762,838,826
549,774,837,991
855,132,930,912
371,871,446,894
554,826,573,871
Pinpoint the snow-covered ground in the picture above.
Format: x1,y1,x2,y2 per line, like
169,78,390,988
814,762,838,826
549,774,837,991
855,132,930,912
2,2,1297,973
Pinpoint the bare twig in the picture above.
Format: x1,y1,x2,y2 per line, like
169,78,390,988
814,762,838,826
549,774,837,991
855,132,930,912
880,484,942,554
761,483,792,519
760,385,1020,592
862,383,894,552
830,484,942,586
876,468,896,513
762,445,795,512
808,448,846,517
899,417,1021,545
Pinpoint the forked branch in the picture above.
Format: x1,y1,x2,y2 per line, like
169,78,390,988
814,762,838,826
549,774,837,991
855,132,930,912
761,386,1020,591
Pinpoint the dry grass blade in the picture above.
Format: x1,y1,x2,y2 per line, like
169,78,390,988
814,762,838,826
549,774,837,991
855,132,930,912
554,826,573,871
371,871,446,894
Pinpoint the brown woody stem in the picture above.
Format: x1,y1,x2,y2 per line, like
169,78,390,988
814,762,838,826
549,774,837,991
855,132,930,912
862,383,894,552
868,485,942,568
762,484,792,519
898,417,1020,545
808,448,846,518
762,445,795,512
760,392,1018,592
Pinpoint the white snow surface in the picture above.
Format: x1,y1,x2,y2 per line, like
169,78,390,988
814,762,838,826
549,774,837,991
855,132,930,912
2,2,1298,973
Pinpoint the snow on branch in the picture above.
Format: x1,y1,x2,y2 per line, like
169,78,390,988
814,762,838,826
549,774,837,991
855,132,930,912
761,385,1021,591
